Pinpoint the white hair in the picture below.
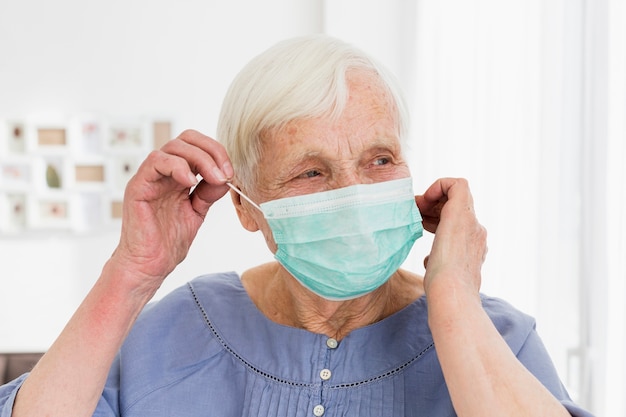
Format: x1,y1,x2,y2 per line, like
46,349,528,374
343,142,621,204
217,34,409,189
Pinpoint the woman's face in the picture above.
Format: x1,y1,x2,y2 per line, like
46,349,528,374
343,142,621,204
236,70,411,252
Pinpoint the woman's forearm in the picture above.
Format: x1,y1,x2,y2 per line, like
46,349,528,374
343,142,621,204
12,258,159,417
427,283,570,417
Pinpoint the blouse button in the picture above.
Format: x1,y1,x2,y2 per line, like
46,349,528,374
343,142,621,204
319,368,332,380
313,404,325,416
326,338,338,349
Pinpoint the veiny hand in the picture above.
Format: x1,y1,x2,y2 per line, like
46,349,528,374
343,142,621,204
415,179,572,417
414,178,487,296
112,130,234,291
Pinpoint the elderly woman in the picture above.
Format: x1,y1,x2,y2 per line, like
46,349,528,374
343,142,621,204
0,35,592,417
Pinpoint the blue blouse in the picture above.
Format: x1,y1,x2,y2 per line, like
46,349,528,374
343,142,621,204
1,272,593,416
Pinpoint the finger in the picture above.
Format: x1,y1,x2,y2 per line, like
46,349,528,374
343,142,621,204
414,182,447,218
419,178,459,206
161,139,222,184
420,218,440,234
134,150,199,189
415,179,450,233
417,178,475,218
415,195,445,233
417,178,480,237
189,179,230,217
179,130,234,178
435,178,475,215
168,130,234,183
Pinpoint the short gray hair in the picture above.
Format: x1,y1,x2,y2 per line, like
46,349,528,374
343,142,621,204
217,34,409,189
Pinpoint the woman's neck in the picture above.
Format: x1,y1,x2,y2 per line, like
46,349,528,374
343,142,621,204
241,262,424,340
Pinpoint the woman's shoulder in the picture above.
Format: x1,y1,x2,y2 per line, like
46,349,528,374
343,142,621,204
109,272,258,412
137,272,243,321
479,294,537,353
124,272,244,354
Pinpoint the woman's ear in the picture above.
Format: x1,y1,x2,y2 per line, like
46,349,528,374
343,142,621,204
230,188,260,232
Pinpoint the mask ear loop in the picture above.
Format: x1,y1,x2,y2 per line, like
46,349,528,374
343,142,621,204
225,182,262,212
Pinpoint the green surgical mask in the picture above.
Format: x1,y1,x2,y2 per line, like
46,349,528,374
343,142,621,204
228,177,423,301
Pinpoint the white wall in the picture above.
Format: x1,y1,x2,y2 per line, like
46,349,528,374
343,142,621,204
0,8,607,414
0,0,322,351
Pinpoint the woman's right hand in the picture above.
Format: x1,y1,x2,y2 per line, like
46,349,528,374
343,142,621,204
11,129,233,417
112,129,234,293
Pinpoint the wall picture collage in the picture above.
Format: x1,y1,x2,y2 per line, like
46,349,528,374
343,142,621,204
0,117,172,234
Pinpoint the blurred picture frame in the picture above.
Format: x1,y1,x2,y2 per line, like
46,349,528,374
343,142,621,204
0,116,172,234
33,156,68,190
67,116,104,155
27,194,72,230
73,192,108,232
104,120,149,153
108,156,140,192
2,120,28,154
0,158,32,190
0,193,27,233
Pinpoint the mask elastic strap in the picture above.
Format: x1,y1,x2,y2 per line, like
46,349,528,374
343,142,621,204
226,182,262,211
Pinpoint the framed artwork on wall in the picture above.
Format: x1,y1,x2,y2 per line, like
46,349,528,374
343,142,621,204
0,193,27,233
0,115,173,235
0,158,32,190
27,194,72,230
3,121,27,154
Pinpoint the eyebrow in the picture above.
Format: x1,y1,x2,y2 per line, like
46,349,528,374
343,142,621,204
279,136,402,174
279,150,324,178
365,136,403,152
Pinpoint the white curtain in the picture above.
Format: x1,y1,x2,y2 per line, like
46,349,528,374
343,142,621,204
602,0,626,413
324,1,625,415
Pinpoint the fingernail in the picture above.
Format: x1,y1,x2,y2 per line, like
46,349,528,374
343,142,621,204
222,161,234,179
188,173,199,185
212,167,226,182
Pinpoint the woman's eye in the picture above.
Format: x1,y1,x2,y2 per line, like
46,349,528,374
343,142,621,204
373,157,390,166
298,170,321,179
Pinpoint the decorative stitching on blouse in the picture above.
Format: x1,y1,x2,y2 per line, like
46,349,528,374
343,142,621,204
188,282,314,388
188,281,434,389
331,342,434,389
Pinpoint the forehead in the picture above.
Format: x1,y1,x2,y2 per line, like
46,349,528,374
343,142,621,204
259,70,400,159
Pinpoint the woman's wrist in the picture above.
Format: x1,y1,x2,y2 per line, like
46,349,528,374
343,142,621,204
425,273,482,331
100,254,165,307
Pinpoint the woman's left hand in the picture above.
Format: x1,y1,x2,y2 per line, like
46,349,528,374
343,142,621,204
415,179,572,417
414,177,487,297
